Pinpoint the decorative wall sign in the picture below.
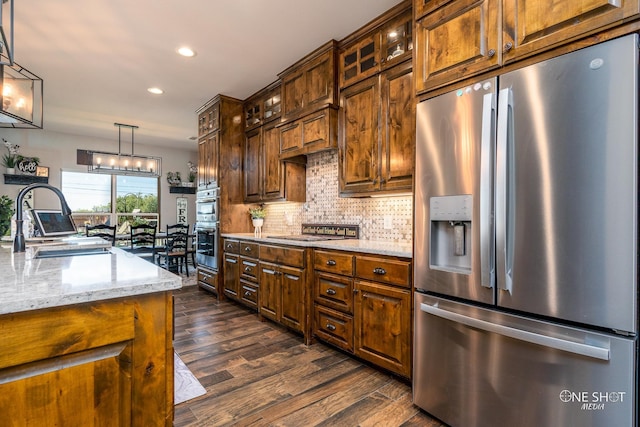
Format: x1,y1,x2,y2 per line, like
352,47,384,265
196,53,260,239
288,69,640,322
16,157,39,175
36,166,49,177
176,197,188,225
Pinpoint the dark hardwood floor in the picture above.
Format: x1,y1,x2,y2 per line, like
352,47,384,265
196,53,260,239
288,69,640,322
172,283,444,427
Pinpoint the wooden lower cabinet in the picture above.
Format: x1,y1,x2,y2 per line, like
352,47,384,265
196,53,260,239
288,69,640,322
354,279,412,378
223,253,240,299
259,261,305,333
223,239,259,310
0,292,174,426
312,249,412,378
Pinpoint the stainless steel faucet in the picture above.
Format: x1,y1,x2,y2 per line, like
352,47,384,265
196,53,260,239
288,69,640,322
13,183,72,253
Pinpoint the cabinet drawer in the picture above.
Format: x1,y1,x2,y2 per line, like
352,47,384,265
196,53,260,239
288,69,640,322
240,257,259,281
198,268,218,289
259,244,305,268
315,272,353,314
355,255,411,288
314,250,354,276
313,304,354,353
223,239,239,254
240,280,258,309
239,241,259,258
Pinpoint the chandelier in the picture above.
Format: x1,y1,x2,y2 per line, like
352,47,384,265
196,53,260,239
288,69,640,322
0,55,43,128
87,123,162,177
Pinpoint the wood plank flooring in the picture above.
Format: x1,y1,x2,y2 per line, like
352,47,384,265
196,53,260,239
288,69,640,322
172,283,444,427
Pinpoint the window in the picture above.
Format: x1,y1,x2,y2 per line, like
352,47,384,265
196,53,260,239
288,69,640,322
61,171,159,237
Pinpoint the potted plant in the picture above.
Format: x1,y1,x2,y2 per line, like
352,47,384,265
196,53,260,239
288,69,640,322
2,138,20,174
0,195,14,236
249,206,266,237
186,161,197,187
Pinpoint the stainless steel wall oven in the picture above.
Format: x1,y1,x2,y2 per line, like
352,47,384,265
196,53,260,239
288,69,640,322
195,188,219,270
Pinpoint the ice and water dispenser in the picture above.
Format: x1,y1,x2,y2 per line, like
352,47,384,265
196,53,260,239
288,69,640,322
430,195,472,274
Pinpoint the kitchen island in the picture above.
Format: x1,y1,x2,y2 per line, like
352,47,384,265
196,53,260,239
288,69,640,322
0,240,182,426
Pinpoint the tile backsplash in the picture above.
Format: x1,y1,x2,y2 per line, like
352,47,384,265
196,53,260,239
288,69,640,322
257,150,413,243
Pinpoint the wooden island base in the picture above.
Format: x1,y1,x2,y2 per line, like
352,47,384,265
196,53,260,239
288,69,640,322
0,291,174,426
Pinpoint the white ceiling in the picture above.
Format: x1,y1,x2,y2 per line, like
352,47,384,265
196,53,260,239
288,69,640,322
12,0,402,149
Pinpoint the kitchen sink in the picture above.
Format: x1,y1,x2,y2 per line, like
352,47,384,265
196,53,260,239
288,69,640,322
34,247,112,259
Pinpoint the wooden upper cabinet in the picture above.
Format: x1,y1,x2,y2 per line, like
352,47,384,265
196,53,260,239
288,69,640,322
339,3,412,89
243,128,262,202
502,0,640,63
279,40,338,122
339,75,380,194
414,0,640,93
197,101,220,137
244,81,281,131
197,132,218,190
414,0,500,94
380,9,413,70
339,61,414,196
380,61,414,193
340,33,380,89
262,123,284,200
278,107,338,160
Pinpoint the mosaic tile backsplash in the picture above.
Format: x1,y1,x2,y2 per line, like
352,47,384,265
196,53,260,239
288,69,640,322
257,150,413,243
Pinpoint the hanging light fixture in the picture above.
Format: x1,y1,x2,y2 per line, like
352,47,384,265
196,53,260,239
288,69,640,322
0,0,14,66
87,123,162,177
0,56,43,128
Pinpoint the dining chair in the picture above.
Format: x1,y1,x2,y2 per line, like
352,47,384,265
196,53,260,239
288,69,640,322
85,224,117,246
128,223,157,263
156,223,189,276
186,223,197,268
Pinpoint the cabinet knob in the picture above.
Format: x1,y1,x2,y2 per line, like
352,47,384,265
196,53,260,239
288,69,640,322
244,247,251,252
488,49,496,58
353,289,359,295
503,42,513,53
326,288,337,296
245,266,251,272
373,267,387,275
326,259,337,266
244,291,251,297
326,323,336,331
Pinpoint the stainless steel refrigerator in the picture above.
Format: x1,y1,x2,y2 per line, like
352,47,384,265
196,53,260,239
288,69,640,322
413,34,638,427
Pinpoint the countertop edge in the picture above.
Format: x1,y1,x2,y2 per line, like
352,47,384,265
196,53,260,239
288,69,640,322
220,233,413,258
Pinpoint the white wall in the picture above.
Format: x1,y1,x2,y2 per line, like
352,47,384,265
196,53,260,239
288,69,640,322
0,128,198,227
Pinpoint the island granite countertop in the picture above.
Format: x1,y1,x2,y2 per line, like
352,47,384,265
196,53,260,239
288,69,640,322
0,238,182,315
221,233,412,258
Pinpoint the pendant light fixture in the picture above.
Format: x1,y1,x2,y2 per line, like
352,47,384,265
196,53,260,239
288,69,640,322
0,56,43,128
87,123,162,177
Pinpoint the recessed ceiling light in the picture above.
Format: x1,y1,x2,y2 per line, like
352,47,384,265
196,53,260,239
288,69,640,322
147,87,164,95
177,47,196,57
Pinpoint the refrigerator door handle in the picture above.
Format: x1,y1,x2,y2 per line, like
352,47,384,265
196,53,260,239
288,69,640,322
496,87,514,293
480,92,495,289
420,303,610,361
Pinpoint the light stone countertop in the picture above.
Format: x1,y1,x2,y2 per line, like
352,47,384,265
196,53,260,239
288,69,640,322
0,237,182,315
221,233,413,258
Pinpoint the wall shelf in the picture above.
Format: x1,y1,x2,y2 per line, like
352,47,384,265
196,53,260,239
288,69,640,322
4,174,49,185
169,186,196,194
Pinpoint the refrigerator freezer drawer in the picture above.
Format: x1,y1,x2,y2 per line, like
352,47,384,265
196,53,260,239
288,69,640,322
413,294,636,427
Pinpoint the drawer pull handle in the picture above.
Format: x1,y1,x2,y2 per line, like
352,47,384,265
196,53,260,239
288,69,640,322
326,260,337,266
226,258,237,264
373,267,387,275
326,288,336,295
326,323,336,331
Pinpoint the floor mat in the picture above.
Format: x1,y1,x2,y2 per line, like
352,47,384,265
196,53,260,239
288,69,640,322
174,351,206,405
